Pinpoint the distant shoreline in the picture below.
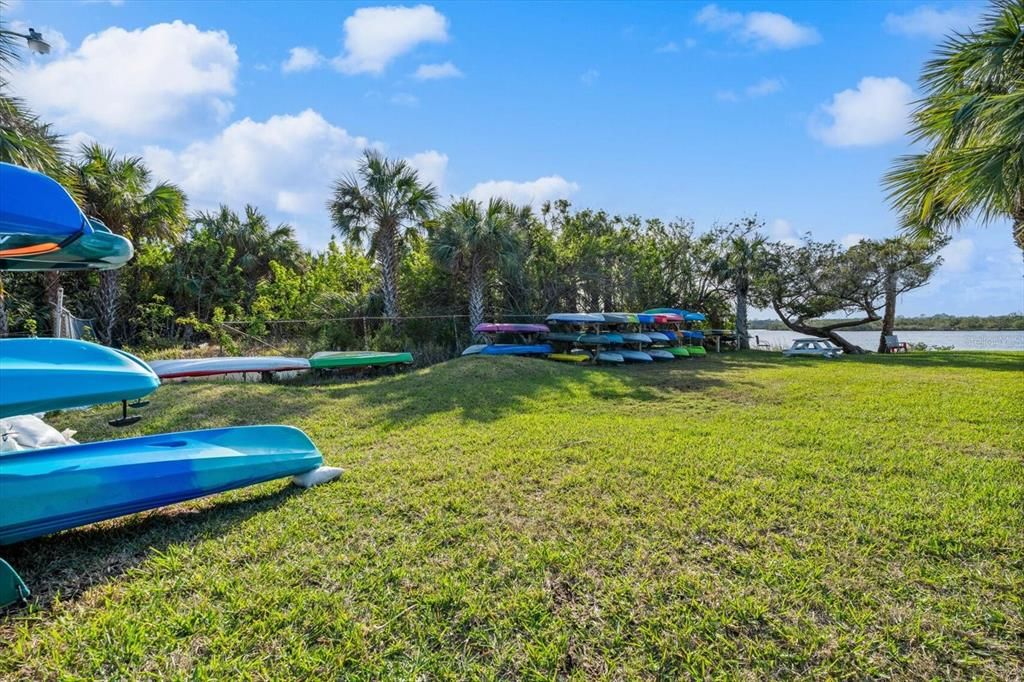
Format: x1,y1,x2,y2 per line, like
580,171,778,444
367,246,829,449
749,315,1023,333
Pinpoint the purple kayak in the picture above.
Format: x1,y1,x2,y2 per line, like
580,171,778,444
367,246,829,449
473,323,550,334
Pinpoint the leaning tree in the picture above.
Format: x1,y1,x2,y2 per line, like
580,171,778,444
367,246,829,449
757,237,944,353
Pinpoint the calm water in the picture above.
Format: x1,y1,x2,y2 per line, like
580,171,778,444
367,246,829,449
748,329,1024,351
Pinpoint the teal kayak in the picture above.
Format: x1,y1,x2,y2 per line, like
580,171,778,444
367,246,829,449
0,425,322,546
0,339,159,418
310,351,413,368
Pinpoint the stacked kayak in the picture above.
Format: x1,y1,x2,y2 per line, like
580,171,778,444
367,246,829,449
149,356,310,379
464,321,552,358
480,343,552,356
0,338,159,417
0,163,132,271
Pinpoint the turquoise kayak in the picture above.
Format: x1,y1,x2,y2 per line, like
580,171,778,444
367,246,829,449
0,339,159,418
0,425,322,546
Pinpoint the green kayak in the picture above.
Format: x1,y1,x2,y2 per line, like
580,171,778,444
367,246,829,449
310,351,413,369
667,346,690,357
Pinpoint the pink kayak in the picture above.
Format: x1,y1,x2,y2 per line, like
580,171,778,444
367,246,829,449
473,323,550,334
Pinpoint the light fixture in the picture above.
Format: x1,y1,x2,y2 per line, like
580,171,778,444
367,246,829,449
1,27,52,56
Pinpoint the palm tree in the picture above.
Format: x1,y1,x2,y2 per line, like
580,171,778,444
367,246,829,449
430,198,523,333
712,223,767,350
884,0,1024,250
327,150,438,319
72,144,187,344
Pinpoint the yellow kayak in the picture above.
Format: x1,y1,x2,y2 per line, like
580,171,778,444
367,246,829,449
548,353,589,363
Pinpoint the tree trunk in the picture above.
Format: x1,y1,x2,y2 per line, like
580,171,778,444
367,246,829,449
877,269,897,353
98,269,119,345
468,261,485,337
771,302,874,354
1013,207,1023,252
378,228,400,320
735,281,749,350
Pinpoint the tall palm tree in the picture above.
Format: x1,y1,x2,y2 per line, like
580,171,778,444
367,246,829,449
327,150,438,319
73,144,187,344
712,225,767,350
884,0,1024,250
430,197,522,333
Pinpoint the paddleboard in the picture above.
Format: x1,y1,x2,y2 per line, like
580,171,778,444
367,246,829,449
479,344,552,356
0,339,159,418
148,356,310,379
0,425,322,545
310,351,413,368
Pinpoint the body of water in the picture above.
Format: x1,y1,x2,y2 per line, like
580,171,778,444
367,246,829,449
747,329,1024,352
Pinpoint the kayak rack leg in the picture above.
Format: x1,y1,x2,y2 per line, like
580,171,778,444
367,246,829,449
108,400,142,428
0,559,30,609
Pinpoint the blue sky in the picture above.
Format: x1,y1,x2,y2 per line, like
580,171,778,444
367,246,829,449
6,0,1023,315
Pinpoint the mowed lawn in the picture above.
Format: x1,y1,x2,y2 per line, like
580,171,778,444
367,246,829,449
2,352,1022,679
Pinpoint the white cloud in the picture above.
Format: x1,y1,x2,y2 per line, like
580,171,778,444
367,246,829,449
413,61,462,80
770,218,802,246
810,76,913,147
407,150,448,190
8,21,238,137
282,46,323,73
884,5,982,39
580,68,599,85
333,5,449,75
746,77,783,97
840,232,869,248
715,90,740,102
390,92,419,107
696,4,820,50
144,110,374,232
940,238,974,273
467,176,580,208
656,41,680,53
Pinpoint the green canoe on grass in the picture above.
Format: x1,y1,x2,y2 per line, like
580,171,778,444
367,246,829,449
310,351,413,369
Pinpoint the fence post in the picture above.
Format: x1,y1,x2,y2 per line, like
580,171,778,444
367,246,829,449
53,287,64,338
362,317,369,350
452,315,458,353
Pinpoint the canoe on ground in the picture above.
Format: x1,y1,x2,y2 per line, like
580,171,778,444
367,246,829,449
545,313,604,325
0,338,159,418
473,323,549,334
148,356,310,379
0,425,322,546
311,351,413,369
547,352,589,363
461,344,487,356
597,351,624,364
0,163,133,271
647,349,675,360
619,350,654,363
479,344,552,356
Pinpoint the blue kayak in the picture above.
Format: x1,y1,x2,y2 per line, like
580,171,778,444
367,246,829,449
619,350,653,363
479,344,553,356
0,163,132,271
604,333,625,345
647,349,675,361
0,425,322,545
620,333,652,345
597,351,624,364
0,339,160,418
647,332,671,344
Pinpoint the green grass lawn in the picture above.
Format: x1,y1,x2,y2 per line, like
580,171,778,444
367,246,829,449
2,352,1022,679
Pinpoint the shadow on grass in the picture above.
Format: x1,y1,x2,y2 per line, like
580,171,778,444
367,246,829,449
1,483,300,614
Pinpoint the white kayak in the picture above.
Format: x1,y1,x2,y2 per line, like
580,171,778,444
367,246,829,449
147,356,311,379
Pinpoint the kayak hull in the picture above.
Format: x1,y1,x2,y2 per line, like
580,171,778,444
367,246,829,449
0,425,322,545
548,352,589,363
647,349,675,360
597,352,624,364
667,346,691,357
461,344,487,356
619,350,654,363
0,339,159,418
310,351,413,368
149,356,310,379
